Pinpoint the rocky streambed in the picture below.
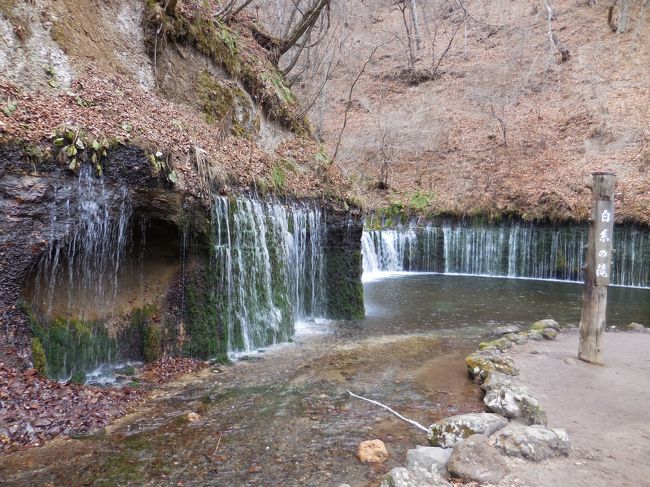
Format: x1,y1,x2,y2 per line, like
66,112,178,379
375,320,650,487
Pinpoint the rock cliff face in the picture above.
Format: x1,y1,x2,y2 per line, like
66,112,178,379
0,145,364,375
324,209,365,320
0,145,195,369
0,1,365,374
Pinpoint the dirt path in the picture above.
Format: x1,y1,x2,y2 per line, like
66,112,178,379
499,330,650,487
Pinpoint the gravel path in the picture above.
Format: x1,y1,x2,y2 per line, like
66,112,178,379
499,330,650,487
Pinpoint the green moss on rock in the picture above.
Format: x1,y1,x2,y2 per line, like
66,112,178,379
479,337,514,352
183,261,228,359
324,249,365,320
197,71,257,136
31,337,47,374
32,317,117,380
465,351,519,382
145,3,308,135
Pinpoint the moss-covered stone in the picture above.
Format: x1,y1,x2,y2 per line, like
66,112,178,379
197,71,257,136
31,336,46,374
144,2,308,135
142,322,162,363
32,317,117,380
324,249,365,320
183,261,228,359
478,337,514,352
530,319,560,332
465,351,519,382
428,413,508,448
541,328,558,340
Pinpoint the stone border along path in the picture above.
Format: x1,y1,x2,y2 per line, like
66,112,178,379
376,319,650,487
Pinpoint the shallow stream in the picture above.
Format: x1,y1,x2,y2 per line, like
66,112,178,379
2,274,649,486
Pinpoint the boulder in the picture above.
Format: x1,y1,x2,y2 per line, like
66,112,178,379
530,319,560,332
406,445,452,474
380,466,451,487
504,332,528,345
357,439,388,463
447,434,509,484
186,412,201,422
428,413,508,448
626,322,646,332
526,330,543,341
493,325,520,336
491,422,570,461
481,372,547,425
478,337,514,352
465,351,518,382
541,328,558,340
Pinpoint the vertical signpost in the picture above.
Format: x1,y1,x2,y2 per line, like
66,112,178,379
579,172,616,364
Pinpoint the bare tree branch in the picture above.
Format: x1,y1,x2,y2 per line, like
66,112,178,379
333,45,379,161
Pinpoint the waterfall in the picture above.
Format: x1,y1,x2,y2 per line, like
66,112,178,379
362,224,440,275
29,166,131,379
32,166,132,322
362,220,650,287
212,196,326,352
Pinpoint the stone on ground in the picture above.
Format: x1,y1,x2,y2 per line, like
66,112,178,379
447,434,509,484
541,328,558,340
465,351,518,382
186,412,201,422
481,371,547,425
626,322,646,332
530,319,560,332
428,413,508,448
357,439,388,463
491,422,571,461
406,445,452,474
527,330,543,341
380,466,451,487
504,332,528,345
493,325,520,336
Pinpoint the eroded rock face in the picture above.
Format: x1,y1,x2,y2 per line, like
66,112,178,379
380,466,451,487
357,439,388,463
428,413,508,448
0,146,193,370
447,434,509,484
481,371,547,425
491,422,570,461
406,446,452,474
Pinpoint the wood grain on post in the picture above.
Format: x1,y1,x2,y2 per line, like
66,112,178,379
578,172,616,364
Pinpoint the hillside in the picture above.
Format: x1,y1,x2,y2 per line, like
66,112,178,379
0,0,353,204
292,0,650,223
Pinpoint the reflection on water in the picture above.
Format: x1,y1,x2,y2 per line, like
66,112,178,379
360,272,650,335
2,274,648,486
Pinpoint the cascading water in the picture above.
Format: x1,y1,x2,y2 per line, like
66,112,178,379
362,220,650,287
32,166,132,321
29,166,132,378
212,196,326,353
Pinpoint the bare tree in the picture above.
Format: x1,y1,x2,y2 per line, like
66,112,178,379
541,0,570,62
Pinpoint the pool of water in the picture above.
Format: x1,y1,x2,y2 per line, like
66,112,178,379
2,274,648,486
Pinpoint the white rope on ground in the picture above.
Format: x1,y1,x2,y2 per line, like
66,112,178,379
346,389,430,434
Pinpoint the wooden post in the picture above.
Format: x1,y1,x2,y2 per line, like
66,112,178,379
578,172,616,364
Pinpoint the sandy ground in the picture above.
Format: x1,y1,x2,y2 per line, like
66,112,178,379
498,330,650,487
